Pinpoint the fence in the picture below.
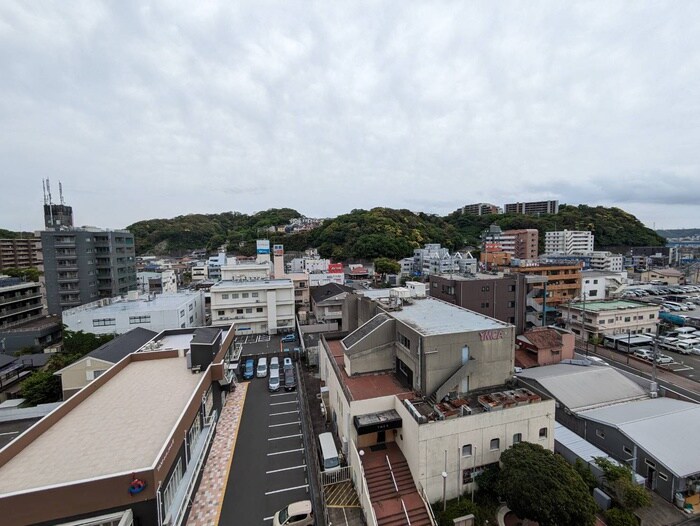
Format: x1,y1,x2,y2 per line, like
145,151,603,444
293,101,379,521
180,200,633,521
320,466,351,486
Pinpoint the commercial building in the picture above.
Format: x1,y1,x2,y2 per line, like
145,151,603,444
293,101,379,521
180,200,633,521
0,238,41,271
429,273,527,334
504,200,559,216
61,291,205,335
636,268,684,286
0,276,62,354
0,325,237,526
41,228,137,315
318,287,554,520
210,278,295,334
461,203,501,216
544,230,594,255
558,299,659,341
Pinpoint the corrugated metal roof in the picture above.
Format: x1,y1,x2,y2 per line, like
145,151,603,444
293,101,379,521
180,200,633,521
517,364,648,411
391,297,508,335
581,398,700,478
555,423,611,464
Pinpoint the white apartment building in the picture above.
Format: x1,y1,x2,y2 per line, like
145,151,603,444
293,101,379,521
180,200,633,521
308,272,345,287
137,269,177,294
210,278,295,334
589,251,624,272
61,291,206,335
289,257,330,273
220,261,271,281
412,244,477,276
558,299,659,341
191,263,208,282
545,230,594,255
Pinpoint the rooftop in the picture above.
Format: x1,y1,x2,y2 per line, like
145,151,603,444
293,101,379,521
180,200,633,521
63,292,200,316
326,339,411,401
566,300,654,312
211,278,293,290
86,327,157,364
517,363,648,412
389,297,508,336
0,353,202,493
580,398,700,478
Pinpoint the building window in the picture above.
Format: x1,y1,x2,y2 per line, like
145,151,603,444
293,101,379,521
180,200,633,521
539,428,547,439
596,429,605,439
589,290,598,297
481,286,490,292
245,308,252,313
189,315,193,323
93,318,116,327
649,314,655,319
242,293,249,298
221,293,229,299
624,317,631,322
462,444,472,457
480,302,489,308
237,309,243,314
645,459,656,468
189,303,194,311
513,433,522,444
623,446,632,455
163,458,183,514
398,332,411,350
218,310,225,316
256,307,263,313
129,315,151,324
508,285,516,292
180,310,185,317
490,438,500,450
232,293,239,299
508,301,516,308
252,292,259,297
658,472,668,482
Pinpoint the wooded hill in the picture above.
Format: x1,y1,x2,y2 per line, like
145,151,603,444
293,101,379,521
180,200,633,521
119,204,664,259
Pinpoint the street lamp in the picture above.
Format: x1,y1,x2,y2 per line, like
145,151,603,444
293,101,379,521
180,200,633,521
471,445,478,503
441,471,448,511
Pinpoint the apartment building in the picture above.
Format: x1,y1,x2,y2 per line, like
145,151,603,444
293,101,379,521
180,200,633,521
41,228,137,315
429,273,527,334
0,276,62,354
461,202,501,216
581,270,629,300
137,269,177,294
558,299,659,341
504,200,559,215
0,238,41,271
61,291,205,335
544,230,594,255
0,326,236,526
272,244,310,307
412,244,476,276
508,262,582,307
210,278,295,334
502,229,539,260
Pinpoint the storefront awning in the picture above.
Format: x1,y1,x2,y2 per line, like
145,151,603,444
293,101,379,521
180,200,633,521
353,409,402,435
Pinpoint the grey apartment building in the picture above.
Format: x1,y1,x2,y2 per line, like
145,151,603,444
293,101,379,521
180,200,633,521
0,238,41,271
42,229,137,315
504,200,559,216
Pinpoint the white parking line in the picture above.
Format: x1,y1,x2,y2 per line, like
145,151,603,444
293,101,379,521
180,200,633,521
267,448,304,456
0,432,19,437
270,410,299,416
264,516,274,522
268,433,302,441
270,392,296,397
265,484,309,495
270,400,298,406
269,421,301,428
266,464,306,474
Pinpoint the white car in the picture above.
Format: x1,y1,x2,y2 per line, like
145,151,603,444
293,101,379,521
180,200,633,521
632,349,653,360
690,347,700,356
655,354,673,365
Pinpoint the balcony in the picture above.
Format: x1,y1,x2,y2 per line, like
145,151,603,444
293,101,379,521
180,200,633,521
0,302,43,319
0,292,42,307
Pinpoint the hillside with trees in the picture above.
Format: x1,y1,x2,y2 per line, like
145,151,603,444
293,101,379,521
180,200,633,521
656,228,700,238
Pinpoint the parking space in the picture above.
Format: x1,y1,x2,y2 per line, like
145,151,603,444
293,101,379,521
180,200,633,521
219,371,310,525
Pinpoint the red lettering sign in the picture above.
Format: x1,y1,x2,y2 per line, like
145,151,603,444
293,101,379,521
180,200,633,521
479,330,504,341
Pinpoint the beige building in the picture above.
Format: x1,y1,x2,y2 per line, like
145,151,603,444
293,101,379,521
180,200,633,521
558,299,660,341
637,268,684,285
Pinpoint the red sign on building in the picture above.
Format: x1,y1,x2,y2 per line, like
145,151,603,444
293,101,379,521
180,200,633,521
328,263,343,274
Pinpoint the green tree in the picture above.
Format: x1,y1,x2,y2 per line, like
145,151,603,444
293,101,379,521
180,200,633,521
499,442,597,526
574,458,598,492
19,370,62,406
374,257,401,276
605,508,638,526
3,267,41,282
594,457,652,511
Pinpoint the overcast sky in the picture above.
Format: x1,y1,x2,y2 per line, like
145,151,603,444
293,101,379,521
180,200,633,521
1,2,699,232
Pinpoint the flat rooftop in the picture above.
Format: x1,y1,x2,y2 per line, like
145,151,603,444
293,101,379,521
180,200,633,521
326,340,411,401
567,300,652,312
390,297,508,335
154,332,196,351
65,293,199,315
0,354,202,493
211,279,293,290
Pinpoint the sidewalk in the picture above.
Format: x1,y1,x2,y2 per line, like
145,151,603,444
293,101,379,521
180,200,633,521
186,383,248,526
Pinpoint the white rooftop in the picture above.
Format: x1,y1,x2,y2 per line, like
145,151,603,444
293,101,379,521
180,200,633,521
517,364,648,412
0,354,202,493
211,279,293,290
580,398,700,478
154,333,195,351
64,292,198,315
390,297,508,335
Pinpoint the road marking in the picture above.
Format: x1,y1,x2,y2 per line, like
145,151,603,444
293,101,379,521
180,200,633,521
264,516,274,522
271,392,296,397
266,464,306,474
0,432,19,437
265,484,309,495
270,400,298,406
269,433,302,441
672,366,693,372
269,421,301,428
270,410,299,416
268,448,304,456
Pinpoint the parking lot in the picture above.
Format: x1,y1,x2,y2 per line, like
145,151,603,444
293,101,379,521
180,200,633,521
219,363,311,525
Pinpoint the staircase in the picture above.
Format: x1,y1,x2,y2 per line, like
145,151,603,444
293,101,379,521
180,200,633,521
360,444,434,526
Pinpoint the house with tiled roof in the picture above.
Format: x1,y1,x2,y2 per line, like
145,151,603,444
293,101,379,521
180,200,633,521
515,326,575,368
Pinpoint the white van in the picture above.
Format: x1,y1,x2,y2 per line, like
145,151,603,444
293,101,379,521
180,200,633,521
318,432,340,472
675,340,700,355
270,356,280,375
257,357,268,378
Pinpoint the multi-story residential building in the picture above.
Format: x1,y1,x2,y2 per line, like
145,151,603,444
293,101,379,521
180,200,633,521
508,262,582,307
581,270,629,300
190,262,209,282
0,326,236,526
502,229,539,260
206,251,227,281
429,273,527,334
461,202,501,216
41,228,137,315
210,278,295,333
0,276,62,354
61,290,205,335
310,283,354,325
137,269,177,294
589,251,623,272
0,238,42,271
558,299,659,341
318,287,554,516
412,244,476,276
544,230,594,255
504,200,559,215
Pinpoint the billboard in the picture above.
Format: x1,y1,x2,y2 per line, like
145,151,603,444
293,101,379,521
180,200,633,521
256,240,270,254
273,244,284,256
328,263,343,274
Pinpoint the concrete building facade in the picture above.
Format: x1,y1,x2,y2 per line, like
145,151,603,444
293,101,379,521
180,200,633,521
558,300,659,341
504,200,559,215
544,230,594,255
0,238,41,271
461,203,501,216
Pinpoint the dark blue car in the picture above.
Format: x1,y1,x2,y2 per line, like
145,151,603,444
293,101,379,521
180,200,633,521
281,334,296,343
243,358,255,380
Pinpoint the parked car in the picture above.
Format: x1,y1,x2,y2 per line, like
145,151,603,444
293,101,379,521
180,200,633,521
281,334,297,343
243,358,255,380
690,346,700,356
270,356,280,375
257,357,268,378
283,357,293,369
269,369,281,392
284,366,297,391
655,354,673,365
273,500,314,526
633,349,653,361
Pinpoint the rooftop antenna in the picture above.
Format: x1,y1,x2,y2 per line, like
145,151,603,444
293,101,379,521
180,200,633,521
46,178,53,205
59,181,65,205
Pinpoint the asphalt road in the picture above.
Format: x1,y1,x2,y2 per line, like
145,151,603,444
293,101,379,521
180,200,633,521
219,374,310,525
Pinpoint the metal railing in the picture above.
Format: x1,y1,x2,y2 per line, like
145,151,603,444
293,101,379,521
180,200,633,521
418,482,439,526
321,466,351,486
386,455,399,492
401,498,412,526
